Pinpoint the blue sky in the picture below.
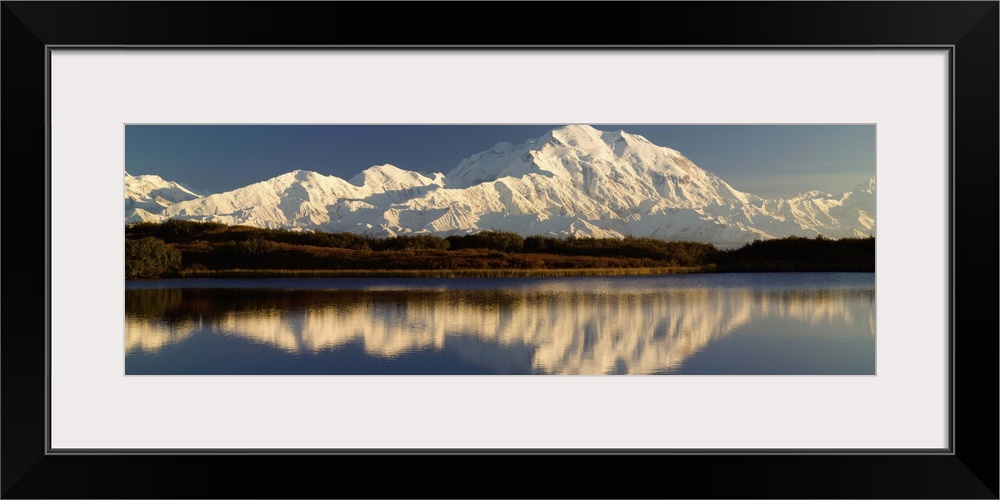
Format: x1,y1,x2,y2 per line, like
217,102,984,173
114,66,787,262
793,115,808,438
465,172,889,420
125,124,875,199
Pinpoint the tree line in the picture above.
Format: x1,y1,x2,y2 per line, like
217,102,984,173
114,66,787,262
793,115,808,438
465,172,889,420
124,219,874,278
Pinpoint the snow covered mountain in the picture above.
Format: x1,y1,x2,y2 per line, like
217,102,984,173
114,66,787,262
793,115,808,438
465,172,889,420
125,125,876,248
124,172,204,224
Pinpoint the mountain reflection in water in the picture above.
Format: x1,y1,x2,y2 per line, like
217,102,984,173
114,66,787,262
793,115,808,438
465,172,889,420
125,276,875,375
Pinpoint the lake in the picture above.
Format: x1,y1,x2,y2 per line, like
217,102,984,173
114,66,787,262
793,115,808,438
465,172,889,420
124,273,875,375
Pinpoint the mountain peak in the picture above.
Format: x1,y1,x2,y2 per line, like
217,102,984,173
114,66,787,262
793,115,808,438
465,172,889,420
551,124,601,136
127,128,875,245
124,172,205,224
370,163,401,171
275,169,322,183
349,163,441,190
542,124,614,155
350,164,407,183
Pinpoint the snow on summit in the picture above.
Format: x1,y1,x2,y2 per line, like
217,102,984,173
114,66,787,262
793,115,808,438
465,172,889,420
125,172,204,224
125,125,876,247
349,164,444,192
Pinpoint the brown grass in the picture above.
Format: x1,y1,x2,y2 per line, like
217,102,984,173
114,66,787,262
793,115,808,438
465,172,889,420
178,266,715,279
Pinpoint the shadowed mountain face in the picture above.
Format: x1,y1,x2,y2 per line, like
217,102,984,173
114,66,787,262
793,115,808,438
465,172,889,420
125,125,875,248
126,278,876,375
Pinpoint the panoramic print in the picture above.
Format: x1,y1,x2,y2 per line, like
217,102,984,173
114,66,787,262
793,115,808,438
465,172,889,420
124,124,876,375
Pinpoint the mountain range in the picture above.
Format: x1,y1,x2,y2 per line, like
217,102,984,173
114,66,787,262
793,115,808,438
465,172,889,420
124,125,875,248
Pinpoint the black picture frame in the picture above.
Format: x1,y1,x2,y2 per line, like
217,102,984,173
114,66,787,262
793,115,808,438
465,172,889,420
3,2,996,498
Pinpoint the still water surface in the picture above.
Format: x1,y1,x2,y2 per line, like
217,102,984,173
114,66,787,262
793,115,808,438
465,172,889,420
125,273,875,375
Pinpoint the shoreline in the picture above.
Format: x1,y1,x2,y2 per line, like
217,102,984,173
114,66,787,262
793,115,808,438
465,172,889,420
149,263,875,279
173,266,715,279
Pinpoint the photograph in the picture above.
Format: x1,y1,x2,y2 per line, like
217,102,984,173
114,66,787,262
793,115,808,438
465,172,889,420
4,0,994,496
124,124,876,375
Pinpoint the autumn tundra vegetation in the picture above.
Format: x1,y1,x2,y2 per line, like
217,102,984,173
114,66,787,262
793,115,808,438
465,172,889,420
124,219,875,279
